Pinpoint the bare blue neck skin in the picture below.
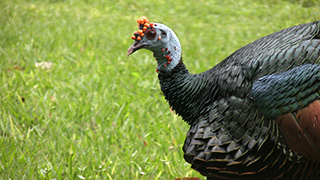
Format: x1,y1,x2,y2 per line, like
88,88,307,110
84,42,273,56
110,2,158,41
152,24,182,73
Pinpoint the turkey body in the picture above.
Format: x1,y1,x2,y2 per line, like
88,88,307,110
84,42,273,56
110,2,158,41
158,21,320,179
128,19,320,180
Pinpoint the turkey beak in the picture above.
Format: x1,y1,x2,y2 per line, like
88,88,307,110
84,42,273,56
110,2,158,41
127,41,147,56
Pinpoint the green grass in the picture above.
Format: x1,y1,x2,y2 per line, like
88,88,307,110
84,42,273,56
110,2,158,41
0,0,319,179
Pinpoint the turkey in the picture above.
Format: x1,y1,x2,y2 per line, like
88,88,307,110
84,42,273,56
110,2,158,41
127,16,320,180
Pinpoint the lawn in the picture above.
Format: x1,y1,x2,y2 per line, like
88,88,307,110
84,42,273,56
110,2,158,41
0,0,319,179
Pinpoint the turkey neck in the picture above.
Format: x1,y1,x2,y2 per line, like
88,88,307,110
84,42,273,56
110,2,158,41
154,31,217,125
158,60,216,125
153,35,182,73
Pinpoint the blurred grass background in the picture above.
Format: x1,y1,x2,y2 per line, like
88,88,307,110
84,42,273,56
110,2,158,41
0,0,319,179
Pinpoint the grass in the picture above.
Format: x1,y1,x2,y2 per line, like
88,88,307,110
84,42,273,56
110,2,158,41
0,0,319,179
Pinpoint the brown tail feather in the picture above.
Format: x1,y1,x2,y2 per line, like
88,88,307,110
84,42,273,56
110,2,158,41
276,100,320,161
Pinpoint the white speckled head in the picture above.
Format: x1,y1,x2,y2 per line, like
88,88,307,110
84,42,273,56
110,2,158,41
127,17,181,73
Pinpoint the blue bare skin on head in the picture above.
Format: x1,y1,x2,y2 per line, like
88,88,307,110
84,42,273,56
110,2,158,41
127,17,181,73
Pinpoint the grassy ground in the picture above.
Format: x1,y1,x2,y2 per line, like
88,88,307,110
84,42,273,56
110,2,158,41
0,0,319,179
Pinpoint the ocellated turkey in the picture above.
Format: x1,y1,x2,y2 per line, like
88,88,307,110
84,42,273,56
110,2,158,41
127,17,320,180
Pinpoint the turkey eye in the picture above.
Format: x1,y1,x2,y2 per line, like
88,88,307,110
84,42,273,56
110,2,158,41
146,29,156,40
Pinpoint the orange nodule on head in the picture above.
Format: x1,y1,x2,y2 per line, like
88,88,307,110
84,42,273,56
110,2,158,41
137,30,143,35
137,16,149,25
131,16,153,42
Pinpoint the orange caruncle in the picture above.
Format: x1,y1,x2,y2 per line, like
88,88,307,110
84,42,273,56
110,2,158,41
131,17,153,42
